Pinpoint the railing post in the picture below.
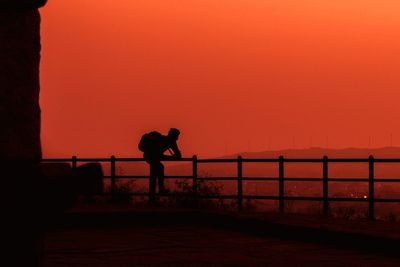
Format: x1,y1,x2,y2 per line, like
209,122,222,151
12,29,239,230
369,155,375,220
192,155,198,204
279,156,284,213
323,156,329,216
237,156,243,211
71,155,77,174
110,155,116,196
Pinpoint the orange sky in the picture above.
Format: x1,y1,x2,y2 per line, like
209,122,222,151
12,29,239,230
40,0,400,158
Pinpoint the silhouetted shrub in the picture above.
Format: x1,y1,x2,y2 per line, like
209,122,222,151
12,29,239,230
164,179,236,210
102,180,136,204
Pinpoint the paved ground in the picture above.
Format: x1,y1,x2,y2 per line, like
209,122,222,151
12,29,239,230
44,209,400,267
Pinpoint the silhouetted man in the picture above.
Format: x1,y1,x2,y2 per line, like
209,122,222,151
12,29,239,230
139,128,182,203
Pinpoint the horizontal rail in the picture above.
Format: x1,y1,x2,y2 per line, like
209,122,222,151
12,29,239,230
375,179,400,182
104,175,194,179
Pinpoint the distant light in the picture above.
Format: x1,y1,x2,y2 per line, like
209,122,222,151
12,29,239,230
363,195,367,198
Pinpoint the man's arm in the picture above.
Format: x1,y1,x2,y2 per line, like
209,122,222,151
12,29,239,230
170,142,182,158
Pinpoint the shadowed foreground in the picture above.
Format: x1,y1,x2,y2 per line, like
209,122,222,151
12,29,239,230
45,225,400,267
44,210,400,266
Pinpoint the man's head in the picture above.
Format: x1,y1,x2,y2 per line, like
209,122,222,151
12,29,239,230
168,128,180,141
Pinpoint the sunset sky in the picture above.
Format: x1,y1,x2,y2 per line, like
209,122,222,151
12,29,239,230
40,0,400,158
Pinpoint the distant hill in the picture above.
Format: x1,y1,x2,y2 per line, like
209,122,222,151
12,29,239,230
224,147,400,159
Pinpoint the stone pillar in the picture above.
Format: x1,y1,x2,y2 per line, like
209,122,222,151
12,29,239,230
0,0,47,161
0,1,47,266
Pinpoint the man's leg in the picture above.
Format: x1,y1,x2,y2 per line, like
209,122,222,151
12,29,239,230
156,162,168,193
149,162,157,203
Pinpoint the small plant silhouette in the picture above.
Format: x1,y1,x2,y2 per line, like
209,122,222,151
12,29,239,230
103,179,137,204
165,179,223,209
163,175,237,210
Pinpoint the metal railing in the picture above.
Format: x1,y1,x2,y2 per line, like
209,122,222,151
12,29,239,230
42,155,400,219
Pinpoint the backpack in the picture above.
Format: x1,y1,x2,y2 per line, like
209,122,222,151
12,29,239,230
138,131,162,152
